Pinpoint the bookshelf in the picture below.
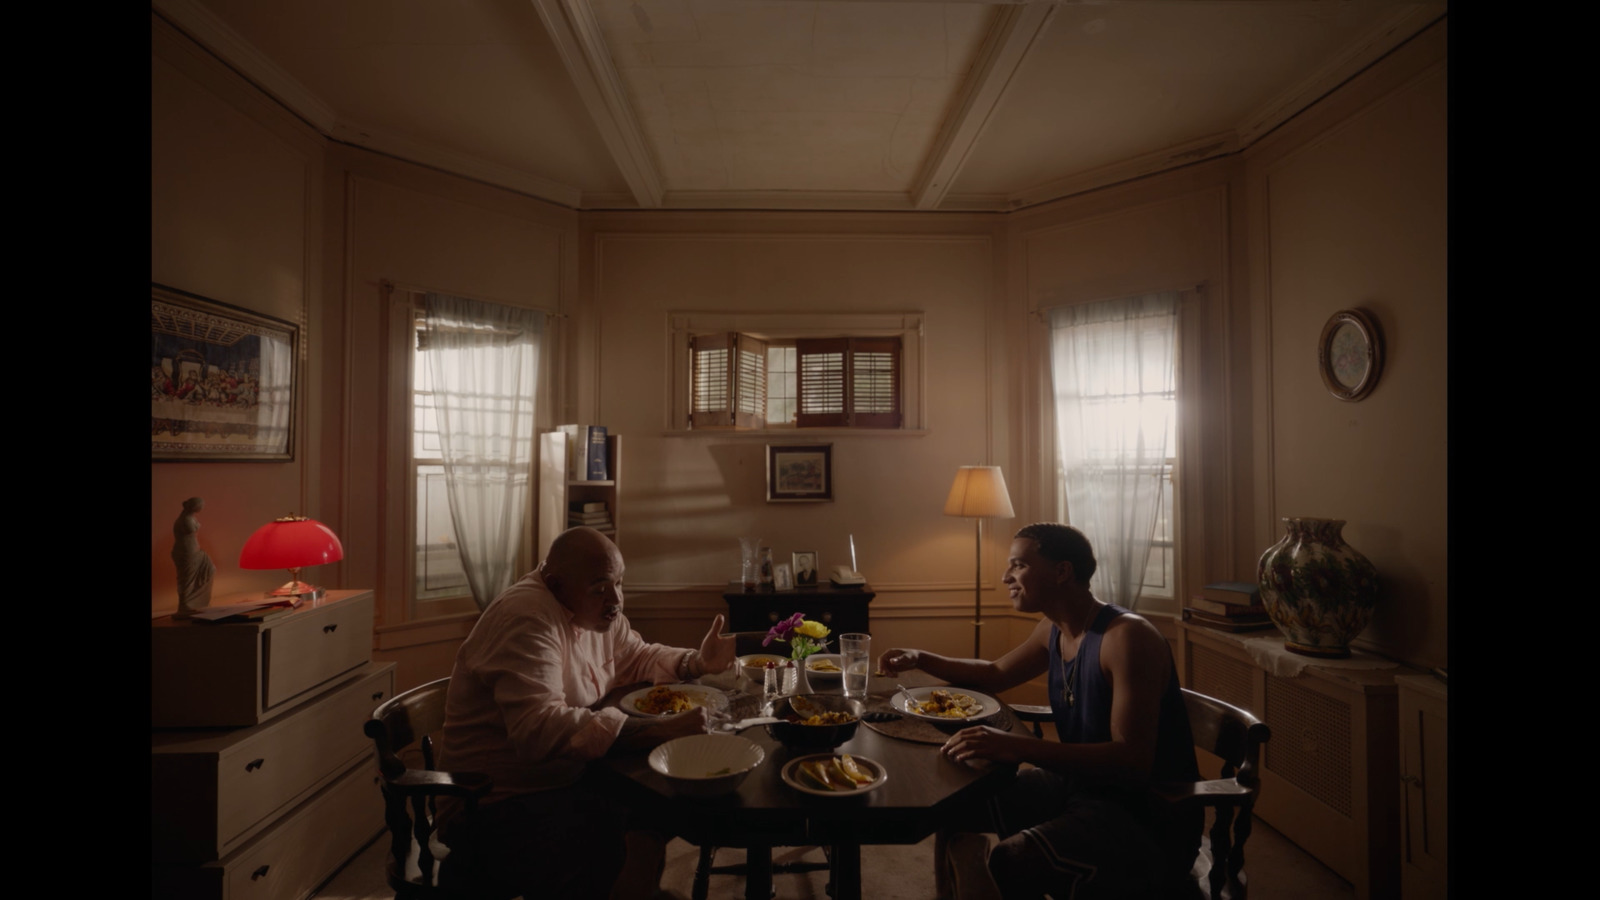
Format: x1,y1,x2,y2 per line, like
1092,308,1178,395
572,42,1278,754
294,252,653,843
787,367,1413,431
538,430,621,563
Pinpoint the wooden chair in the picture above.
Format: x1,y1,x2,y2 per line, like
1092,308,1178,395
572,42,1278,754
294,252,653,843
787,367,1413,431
998,689,1272,900
364,677,509,900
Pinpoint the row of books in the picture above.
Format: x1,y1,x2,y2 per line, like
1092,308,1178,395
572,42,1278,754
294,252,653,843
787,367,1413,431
559,424,610,481
1181,581,1274,633
568,500,614,534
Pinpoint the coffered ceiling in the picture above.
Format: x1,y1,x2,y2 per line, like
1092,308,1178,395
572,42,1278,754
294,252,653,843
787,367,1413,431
154,0,1447,212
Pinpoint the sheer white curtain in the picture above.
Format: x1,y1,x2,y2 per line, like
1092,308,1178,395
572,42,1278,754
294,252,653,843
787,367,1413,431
1048,291,1178,611
423,293,543,610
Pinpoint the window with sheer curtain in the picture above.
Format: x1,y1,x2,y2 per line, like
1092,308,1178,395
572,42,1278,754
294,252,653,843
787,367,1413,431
1047,291,1179,611
416,293,544,612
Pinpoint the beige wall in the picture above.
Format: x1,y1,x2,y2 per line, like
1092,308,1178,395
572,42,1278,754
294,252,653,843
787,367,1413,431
150,15,328,616
150,17,1447,685
580,213,1027,667
1245,22,1448,669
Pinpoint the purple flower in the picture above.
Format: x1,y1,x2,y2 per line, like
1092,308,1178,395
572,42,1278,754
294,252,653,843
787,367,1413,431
763,612,806,646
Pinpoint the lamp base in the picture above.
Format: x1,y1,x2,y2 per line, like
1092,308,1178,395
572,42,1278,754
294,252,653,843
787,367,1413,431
266,581,324,605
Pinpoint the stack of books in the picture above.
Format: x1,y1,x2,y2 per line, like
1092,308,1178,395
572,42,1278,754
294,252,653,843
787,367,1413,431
1182,581,1274,632
190,597,300,625
567,501,614,535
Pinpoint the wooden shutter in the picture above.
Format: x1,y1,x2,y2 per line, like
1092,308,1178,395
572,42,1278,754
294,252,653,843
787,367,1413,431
690,333,733,428
795,337,849,428
691,333,767,429
733,333,768,429
849,337,901,428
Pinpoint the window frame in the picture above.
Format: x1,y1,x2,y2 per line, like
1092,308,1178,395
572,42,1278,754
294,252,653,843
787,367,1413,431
1034,288,1196,615
668,311,925,435
383,286,553,627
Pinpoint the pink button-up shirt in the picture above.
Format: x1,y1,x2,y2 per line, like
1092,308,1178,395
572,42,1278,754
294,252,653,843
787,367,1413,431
439,570,681,804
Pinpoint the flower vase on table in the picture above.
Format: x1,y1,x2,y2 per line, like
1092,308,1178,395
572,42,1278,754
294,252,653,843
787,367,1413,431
762,612,830,697
1257,517,1380,658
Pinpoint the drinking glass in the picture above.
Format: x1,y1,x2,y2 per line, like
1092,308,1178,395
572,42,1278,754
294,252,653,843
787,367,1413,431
840,633,871,700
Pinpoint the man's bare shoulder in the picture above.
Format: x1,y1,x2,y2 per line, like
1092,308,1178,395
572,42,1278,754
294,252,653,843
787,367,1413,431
1100,611,1171,659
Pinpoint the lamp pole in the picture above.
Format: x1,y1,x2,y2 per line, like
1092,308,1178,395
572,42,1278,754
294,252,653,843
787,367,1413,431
973,516,984,659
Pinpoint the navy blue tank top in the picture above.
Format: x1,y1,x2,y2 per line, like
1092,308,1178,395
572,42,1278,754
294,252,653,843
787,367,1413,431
1047,604,1201,788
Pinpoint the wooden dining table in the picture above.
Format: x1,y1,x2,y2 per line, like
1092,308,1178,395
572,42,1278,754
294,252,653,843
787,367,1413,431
592,669,1024,900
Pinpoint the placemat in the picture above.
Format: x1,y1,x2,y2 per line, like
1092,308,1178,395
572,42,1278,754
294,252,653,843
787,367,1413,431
860,701,1015,745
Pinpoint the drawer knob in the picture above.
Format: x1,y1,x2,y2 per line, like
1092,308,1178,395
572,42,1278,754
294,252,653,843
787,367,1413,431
245,758,265,772
323,623,338,634
768,612,779,623
821,612,833,623
251,865,270,881
372,691,385,702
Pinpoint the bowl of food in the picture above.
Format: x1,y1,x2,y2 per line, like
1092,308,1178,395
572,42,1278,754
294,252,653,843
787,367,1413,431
765,693,864,751
647,734,766,798
803,653,844,687
738,653,793,683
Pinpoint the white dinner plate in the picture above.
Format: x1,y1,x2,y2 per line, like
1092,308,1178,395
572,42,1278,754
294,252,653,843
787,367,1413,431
621,684,731,718
892,686,1000,722
781,753,887,797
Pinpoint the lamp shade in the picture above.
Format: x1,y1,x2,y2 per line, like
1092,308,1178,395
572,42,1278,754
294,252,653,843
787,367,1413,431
943,466,1016,519
239,516,345,570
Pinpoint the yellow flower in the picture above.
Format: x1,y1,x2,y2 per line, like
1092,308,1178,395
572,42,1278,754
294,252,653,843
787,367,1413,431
794,619,831,640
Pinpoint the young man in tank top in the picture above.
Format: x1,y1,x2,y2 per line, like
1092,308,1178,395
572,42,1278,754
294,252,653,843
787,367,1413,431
878,522,1202,898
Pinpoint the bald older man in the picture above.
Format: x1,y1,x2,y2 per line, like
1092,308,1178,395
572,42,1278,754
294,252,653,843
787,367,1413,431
437,526,736,899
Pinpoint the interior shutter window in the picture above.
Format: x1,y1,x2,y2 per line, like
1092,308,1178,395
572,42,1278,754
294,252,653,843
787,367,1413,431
690,333,733,428
796,337,850,427
733,333,768,429
850,337,901,428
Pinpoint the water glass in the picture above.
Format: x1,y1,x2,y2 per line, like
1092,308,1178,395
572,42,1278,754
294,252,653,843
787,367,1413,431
840,633,871,699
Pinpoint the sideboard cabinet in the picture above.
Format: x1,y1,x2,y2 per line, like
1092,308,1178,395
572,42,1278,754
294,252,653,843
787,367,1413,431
1178,621,1403,900
152,589,388,900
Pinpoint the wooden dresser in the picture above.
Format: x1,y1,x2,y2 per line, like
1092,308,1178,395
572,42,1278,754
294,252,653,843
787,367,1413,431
152,589,391,900
1177,621,1405,900
722,582,875,636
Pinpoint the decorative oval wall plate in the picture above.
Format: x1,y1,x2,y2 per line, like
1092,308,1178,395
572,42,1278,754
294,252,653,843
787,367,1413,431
1317,308,1383,401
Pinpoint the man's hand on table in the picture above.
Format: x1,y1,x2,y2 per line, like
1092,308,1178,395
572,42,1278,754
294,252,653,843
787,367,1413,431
611,706,714,754
941,725,1032,766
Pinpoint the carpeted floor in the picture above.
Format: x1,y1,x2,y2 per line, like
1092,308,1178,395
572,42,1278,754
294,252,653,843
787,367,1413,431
312,811,1357,899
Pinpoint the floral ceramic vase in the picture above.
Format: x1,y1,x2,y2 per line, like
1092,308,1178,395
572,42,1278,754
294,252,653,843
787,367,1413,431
1256,517,1379,658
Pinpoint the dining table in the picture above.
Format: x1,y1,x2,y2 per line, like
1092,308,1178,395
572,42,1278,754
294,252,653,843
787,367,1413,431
592,667,1027,900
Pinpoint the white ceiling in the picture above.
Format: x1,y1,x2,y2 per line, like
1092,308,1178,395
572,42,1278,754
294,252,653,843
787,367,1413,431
155,0,1447,212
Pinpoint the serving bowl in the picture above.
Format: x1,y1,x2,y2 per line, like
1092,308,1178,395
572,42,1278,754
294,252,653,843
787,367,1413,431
738,652,792,683
765,693,864,751
803,653,844,687
648,734,766,798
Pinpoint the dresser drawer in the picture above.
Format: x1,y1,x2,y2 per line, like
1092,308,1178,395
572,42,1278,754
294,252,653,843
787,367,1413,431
154,756,384,900
153,662,394,862
152,589,374,727
263,594,373,708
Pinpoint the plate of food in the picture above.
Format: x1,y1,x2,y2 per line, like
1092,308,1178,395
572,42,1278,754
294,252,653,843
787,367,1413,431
780,753,887,797
893,686,999,722
621,684,731,718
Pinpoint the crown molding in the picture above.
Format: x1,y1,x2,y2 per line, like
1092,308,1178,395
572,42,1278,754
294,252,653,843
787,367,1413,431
913,2,1057,210
531,0,663,208
1007,130,1239,210
152,0,338,134
330,122,584,209
1235,3,1449,147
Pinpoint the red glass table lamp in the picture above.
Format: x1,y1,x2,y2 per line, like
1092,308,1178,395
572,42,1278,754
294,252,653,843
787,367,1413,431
239,514,344,599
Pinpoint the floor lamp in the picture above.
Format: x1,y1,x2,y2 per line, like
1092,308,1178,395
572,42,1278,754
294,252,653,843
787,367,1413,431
944,466,1015,659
